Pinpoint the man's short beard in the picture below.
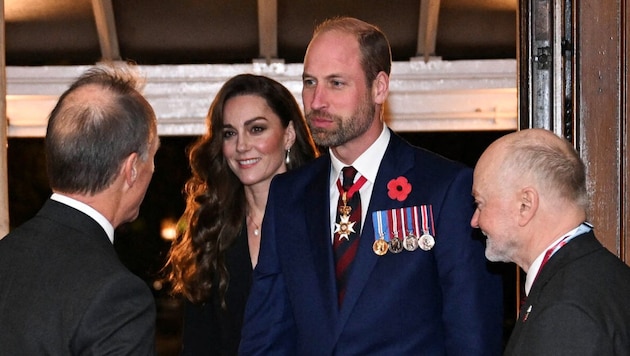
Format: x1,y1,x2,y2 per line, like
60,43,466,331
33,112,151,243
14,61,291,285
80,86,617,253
484,236,517,264
306,96,375,148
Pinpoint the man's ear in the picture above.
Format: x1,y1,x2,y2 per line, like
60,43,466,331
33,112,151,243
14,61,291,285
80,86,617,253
122,153,139,187
372,71,389,105
518,186,538,226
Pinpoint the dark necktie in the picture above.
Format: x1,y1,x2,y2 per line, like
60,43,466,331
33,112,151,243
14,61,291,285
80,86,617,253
333,166,363,305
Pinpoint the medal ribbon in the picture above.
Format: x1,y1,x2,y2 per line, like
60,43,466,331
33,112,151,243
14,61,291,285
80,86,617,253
372,210,390,241
412,206,421,236
420,205,430,234
390,208,399,238
336,175,368,200
414,205,435,235
405,207,415,236
537,223,591,275
534,223,591,283
399,208,406,237
428,205,435,235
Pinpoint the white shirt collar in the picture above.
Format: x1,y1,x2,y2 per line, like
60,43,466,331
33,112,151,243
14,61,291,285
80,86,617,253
327,125,390,239
50,193,115,243
329,125,390,184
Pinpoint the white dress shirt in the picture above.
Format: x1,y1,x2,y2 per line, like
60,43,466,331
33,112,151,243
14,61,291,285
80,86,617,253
51,193,115,243
328,125,391,242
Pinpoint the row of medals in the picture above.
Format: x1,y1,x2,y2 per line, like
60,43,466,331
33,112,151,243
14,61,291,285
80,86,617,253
337,201,435,256
373,230,435,256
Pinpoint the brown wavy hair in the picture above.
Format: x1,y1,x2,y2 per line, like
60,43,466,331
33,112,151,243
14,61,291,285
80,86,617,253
165,74,318,305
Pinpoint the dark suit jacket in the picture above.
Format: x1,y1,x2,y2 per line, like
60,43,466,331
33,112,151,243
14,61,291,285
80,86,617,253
181,226,253,356
240,132,503,355
0,199,156,355
505,231,630,355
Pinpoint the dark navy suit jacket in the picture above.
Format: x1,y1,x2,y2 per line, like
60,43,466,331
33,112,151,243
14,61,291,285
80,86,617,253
240,132,503,355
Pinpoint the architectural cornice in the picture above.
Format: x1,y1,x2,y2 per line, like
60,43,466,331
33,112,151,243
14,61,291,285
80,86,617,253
6,59,516,137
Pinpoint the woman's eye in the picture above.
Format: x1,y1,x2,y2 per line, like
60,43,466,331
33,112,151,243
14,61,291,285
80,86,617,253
223,130,236,139
251,126,265,134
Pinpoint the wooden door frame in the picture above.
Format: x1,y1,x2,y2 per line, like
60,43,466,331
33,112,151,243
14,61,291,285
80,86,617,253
519,0,629,263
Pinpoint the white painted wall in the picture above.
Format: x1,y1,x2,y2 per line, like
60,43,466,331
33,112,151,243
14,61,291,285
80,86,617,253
6,58,517,137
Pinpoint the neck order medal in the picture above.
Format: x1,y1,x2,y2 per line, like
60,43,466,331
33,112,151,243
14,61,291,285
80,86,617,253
335,192,356,241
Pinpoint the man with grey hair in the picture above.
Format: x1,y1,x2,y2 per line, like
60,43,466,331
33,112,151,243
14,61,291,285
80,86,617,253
471,128,630,354
0,64,160,355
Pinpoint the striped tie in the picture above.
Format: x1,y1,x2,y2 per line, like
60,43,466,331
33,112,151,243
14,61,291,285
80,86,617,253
333,166,362,305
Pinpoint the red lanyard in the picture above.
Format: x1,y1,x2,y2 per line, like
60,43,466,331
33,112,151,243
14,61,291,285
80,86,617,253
336,175,367,200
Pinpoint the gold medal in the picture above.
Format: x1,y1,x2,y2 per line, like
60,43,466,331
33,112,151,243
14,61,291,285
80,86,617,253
373,238,389,256
372,210,389,256
339,205,352,216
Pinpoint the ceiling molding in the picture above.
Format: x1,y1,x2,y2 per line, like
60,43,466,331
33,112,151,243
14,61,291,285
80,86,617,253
6,59,517,137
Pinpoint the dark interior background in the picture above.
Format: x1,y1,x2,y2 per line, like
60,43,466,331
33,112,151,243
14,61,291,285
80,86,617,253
5,0,517,66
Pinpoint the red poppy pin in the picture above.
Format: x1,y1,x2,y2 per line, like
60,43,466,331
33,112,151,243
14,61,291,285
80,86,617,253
387,176,412,201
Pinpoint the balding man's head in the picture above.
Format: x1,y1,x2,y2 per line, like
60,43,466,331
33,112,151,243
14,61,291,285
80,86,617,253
471,129,589,267
45,65,158,195
481,129,588,211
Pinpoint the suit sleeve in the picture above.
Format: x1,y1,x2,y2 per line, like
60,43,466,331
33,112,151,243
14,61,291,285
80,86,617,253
71,273,156,356
434,168,504,356
239,179,297,355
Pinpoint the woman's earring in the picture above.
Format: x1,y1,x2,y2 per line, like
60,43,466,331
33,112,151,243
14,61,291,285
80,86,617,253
285,148,291,165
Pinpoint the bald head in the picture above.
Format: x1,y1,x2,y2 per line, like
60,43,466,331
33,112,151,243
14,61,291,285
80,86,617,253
471,129,589,268
478,129,588,211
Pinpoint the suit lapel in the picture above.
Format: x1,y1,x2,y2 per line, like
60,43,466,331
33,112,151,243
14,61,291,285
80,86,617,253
334,133,415,336
530,231,600,296
302,156,340,315
508,231,601,352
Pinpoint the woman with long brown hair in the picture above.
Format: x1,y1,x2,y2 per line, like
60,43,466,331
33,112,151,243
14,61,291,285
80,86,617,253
165,74,318,355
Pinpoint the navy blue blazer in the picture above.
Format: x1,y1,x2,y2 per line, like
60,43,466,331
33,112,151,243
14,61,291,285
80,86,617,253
505,231,630,355
240,132,503,355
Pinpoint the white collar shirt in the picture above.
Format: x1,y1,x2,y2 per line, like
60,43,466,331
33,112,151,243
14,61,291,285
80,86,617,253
328,125,390,242
51,193,115,244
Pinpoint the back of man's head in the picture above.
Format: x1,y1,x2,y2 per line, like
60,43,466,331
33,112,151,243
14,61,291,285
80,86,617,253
45,64,157,196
